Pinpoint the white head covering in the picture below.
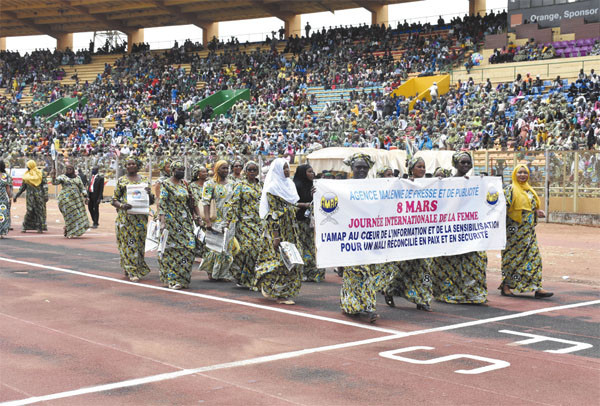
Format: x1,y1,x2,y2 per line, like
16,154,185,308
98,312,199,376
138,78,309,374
259,158,299,219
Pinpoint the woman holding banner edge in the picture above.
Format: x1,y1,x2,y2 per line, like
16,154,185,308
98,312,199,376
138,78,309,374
340,153,386,323
382,156,434,311
255,158,306,305
499,164,553,299
432,152,488,304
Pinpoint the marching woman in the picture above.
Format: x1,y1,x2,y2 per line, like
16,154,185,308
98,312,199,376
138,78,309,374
200,160,235,281
158,160,200,290
155,157,171,211
229,159,244,184
226,161,263,289
13,160,48,233
499,164,553,298
112,157,154,282
255,158,306,305
293,164,325,282
52,164,90,238
341,153,386,322
189,164,208,258
376,166,394,178
0,160,12,238
382,157,434,311
432,152,488,304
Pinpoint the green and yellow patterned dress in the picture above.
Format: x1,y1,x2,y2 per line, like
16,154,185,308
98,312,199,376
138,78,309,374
189,181,206,258
199,179,234,280
16,174,48,232
341,264,385,314
226,178,263,289
297,217,326,282
383,259,433,306
53,174,90,238
432,252,488,304
255,193,303,299
500,185,543,292
113,175,151,279
158,179,196,288
0,173,11,236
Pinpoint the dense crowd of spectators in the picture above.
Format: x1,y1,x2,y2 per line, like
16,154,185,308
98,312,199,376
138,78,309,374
489,39,556,64
1,10,598,168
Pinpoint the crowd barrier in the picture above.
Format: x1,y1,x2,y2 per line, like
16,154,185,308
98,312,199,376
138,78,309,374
4,150,598,217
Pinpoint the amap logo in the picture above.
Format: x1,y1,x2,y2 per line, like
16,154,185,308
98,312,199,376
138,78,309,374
320,192,339,225
486,184,500,206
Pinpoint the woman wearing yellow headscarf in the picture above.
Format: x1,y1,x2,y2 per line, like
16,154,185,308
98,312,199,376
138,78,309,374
199,160,235,281
500,164,553,299
13,160,48,233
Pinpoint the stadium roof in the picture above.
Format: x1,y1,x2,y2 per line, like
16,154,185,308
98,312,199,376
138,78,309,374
0,0,418,38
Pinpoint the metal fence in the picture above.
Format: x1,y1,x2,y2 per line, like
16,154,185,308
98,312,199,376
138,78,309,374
4,150,598,216
472,150,600,216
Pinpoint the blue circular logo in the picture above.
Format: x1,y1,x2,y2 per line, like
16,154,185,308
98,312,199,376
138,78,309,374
320,193,338,214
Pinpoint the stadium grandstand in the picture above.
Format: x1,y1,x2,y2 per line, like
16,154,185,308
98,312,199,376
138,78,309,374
0,0,598,218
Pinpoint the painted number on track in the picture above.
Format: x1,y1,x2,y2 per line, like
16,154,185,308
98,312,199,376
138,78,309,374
379,346,510,374
499,330,593,354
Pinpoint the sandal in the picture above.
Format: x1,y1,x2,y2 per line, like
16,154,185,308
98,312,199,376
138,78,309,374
276,298,295,305
501,286,515,297
366,312,380,323
416,304,432,312
383,293,395,308
534,290,553,299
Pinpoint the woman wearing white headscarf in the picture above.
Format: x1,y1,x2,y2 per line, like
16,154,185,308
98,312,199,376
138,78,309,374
254,158,307,304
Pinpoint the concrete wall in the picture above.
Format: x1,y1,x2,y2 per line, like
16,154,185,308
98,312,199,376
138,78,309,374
548,212,600,227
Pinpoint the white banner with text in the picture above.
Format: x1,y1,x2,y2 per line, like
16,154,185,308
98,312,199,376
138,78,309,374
314,177,506,268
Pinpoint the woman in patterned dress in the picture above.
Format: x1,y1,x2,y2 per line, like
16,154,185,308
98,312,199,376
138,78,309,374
154,158,171,211
341,153,385,322
382,157,434,311
51,164,90,238
432,152,488,304
226,161,263,289
0,160,12,238
189,164,208,259
293,164,324,282
158,161,200,290
13,160,48,233
228,159,244,185
111,157,155,282
200,160,235,281
255,158,306,305
499,164,553,299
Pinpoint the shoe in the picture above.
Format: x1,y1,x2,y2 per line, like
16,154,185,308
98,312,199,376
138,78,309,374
501,288,515,297
383,293,395,308
366,312,380,323
92,224,98,229
416,304,432,312
534,290,554,299
277,298,295,305
169,283,182,290
129,276,140,283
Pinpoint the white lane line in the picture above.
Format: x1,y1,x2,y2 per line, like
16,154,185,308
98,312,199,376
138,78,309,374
0,335,405,406
3,299,599,406
0,256,403,335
